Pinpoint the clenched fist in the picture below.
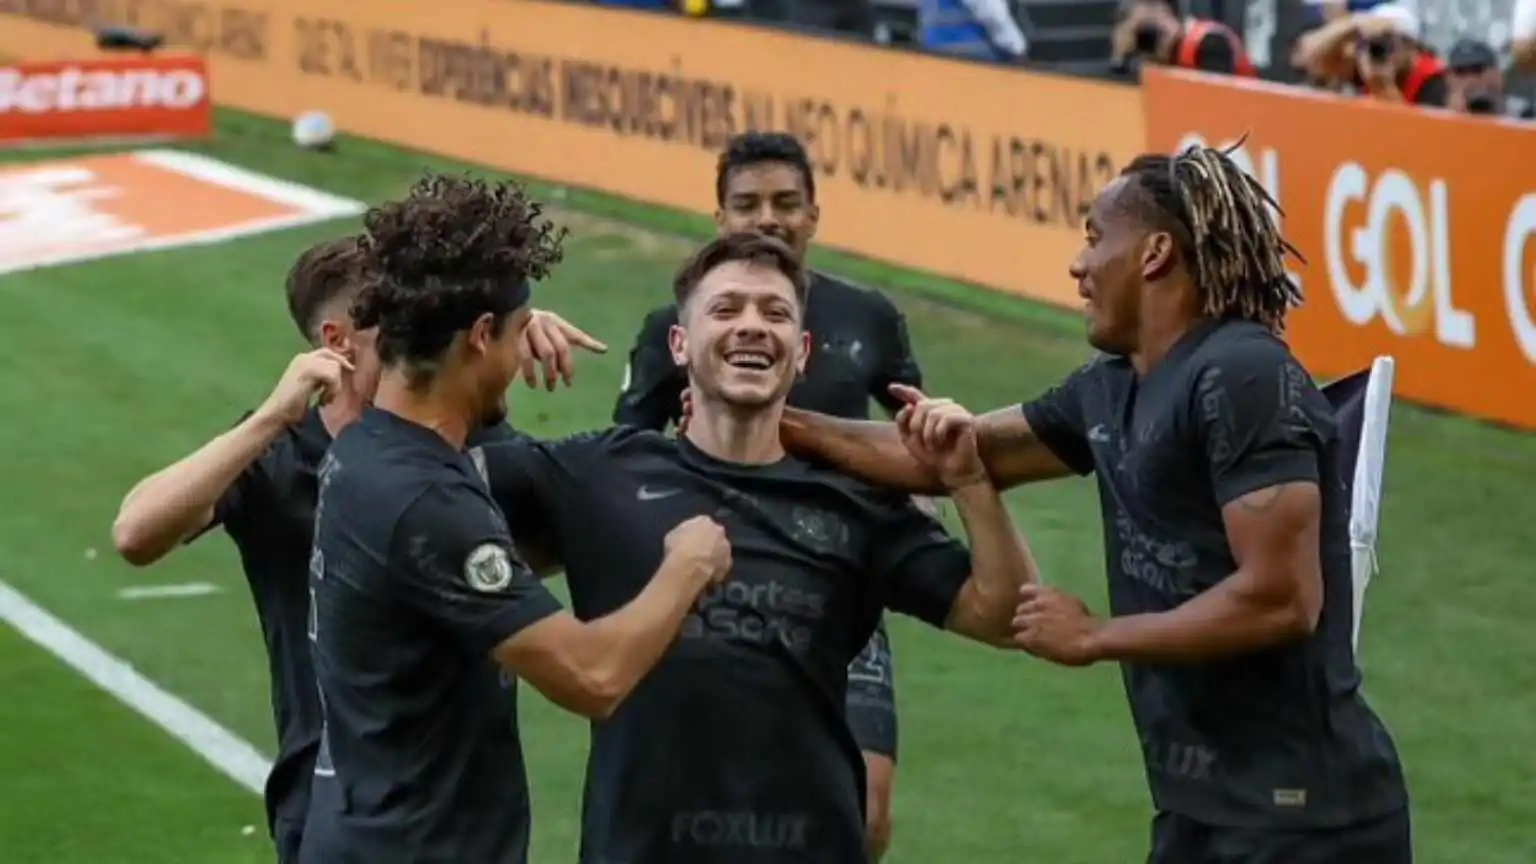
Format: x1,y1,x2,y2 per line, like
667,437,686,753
663,515,732,584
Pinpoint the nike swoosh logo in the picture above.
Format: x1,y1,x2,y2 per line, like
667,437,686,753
636,485,680,501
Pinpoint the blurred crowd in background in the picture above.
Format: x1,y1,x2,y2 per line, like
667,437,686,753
592,0,1536,118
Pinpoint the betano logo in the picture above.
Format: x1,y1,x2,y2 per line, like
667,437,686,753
0,56,212,145
0,66,206,113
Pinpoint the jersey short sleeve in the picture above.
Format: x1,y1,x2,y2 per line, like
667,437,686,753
870,294,923,414
1192,342,1325,507
476,428,625,558
186,410,262,543
613,305,685,430
1020,359,1098,476
387,482,563,658
870,497,973,629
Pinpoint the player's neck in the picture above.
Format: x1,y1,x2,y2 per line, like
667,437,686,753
1130,305,1206,376
684,397,786,465
373,375,472,450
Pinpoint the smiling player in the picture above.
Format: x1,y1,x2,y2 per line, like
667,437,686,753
479,232,1037,864
614,133,923,858
765,144,1412,863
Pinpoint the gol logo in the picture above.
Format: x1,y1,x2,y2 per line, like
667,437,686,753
1323,163,1536,362
1502,195,1536,364
1322,165,1474,349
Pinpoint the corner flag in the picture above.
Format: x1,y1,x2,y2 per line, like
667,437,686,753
1321,357,1396,655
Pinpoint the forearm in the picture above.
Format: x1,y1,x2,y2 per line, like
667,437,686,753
1370,85,1406,103
1088,571,1314,664
781,409,943,494
112,413,283,563
1294,18,1355,75
572,557,710,707
946,481,1038,646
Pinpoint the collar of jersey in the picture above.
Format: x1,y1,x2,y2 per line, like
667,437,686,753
675,433,803,479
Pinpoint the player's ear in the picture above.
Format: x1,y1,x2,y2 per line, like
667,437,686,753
466,312,498,357
804,202,821,241
794,329,811,376
317,318,347,353
667,323,688,368
1141,231,1176,281
713,209,728,233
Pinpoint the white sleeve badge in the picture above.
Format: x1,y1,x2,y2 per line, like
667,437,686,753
464,542,515,593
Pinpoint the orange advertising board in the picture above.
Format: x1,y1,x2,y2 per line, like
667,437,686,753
1143,67,1536,431
0,55,212,145
0,0,1141,308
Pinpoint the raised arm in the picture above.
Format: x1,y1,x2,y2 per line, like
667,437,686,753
782,402,1073,495
1291,12,1361,82
783,368,1094,493
112,349,353,565
877,392,1039,648
613,305,686,430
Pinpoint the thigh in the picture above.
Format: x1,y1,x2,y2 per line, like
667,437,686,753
1208,809,1414,864
845,620,898,761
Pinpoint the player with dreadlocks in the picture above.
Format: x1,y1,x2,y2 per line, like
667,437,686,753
754,142,1413,862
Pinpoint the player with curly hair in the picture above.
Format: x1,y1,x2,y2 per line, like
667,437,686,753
109,222,605,861
769,143,1411,862
300,175,733,864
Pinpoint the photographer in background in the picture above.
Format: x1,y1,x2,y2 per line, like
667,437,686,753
1110,0,1255,76
1446,38,1534,118
1293,4,1447,106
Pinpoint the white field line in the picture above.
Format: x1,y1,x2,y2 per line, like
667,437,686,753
0,578,269,795
118,581,223,600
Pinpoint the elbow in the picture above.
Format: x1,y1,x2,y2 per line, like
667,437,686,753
1288,590,1323,637
1261,585,1322,642
111,517,161,567
950,589,1018,649
571,668,629,720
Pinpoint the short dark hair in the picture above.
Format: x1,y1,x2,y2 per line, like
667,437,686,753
352,174,566,380
285,235,367,343
1118,141,1304,333
673,232,807,311
714,132,816,207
